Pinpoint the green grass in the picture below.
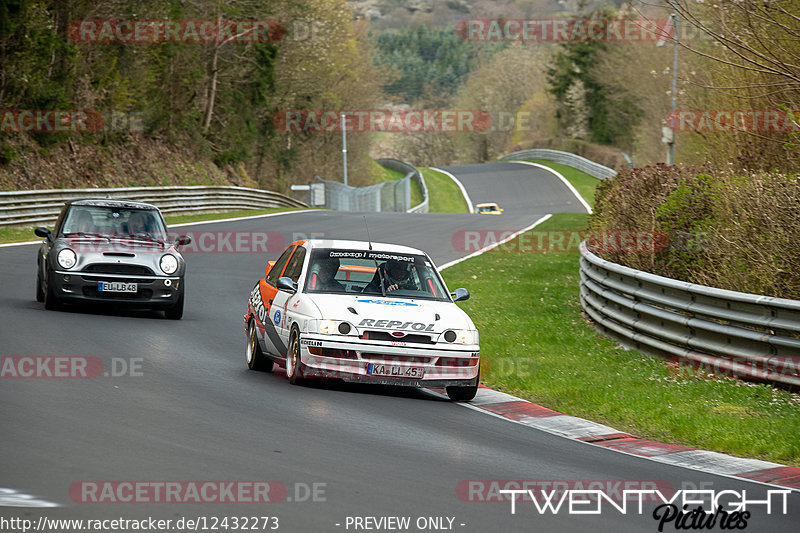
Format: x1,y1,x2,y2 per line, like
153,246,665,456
525,159,600,207
419,167,469,213
0,207,312,244
442,211,800,465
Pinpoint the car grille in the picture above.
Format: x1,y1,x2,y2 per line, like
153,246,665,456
83,264,155,275
360,353,433,365
360,331,435,344
435,357,474,367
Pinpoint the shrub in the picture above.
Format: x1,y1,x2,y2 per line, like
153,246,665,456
590,165,800,299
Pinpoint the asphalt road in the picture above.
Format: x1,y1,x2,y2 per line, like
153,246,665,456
1,163,796,532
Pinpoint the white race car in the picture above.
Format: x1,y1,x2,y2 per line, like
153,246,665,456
244,239,480,401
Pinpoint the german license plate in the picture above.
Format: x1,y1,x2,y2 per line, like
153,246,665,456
367,363,424,378
98,281,137,293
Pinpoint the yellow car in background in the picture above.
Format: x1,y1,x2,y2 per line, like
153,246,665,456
475,202,504,215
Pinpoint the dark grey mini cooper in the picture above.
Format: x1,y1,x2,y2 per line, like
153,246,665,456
35,199,191,319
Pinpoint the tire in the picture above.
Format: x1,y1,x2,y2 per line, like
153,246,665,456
36,272,44,303
164,291,184,320
286,327,304,385
446,371,479,402
43,273,60,310
246,320,273,372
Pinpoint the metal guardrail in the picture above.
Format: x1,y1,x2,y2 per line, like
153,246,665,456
580,242,800,387
375,159,429,214
0,186,307,227
307,160,427,213
499,148,617,180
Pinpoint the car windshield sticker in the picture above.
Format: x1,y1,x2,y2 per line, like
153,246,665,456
357,299,419,307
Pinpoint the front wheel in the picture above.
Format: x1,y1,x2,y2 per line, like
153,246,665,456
43,273,60,310
246,320,273,372
36,272,44,302
286,327,304,385
164,291,184,320
446,371,479,402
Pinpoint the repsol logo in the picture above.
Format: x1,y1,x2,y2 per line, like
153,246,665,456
358,319,435,331
250,285,269,325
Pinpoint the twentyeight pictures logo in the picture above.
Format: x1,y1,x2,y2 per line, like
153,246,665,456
68,20,286,43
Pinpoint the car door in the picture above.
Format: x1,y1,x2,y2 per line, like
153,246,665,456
257,244,295,356
273,245,306,348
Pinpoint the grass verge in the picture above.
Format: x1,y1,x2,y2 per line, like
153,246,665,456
0,207,311,244
442,212,800,465
419,167,468,213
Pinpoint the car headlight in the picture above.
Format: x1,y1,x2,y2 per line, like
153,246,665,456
319,319,337,335
160,254,179,274
455,329,478,345
57,248,77,269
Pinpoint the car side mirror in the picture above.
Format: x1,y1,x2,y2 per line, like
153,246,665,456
35,227,51,240
451,288,470,302
277,276,297,293
175,235,192,246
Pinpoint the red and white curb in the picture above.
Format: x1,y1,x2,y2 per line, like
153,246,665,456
448,385,800,491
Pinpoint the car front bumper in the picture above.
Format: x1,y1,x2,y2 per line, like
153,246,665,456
51,270,182,308
297,334,480,387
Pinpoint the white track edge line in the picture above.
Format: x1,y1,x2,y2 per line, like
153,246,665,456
428,167,474,213
438,214,552,271
509,160,593,214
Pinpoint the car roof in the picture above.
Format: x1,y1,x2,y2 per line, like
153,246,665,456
67,198,160,210
302,239,426,256
475,202,498,207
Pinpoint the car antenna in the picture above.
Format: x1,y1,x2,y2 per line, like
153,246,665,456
363,216,373,251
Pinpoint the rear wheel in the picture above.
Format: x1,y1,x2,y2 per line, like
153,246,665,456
286,327,304,385
246,320,273,372
446,371,479,402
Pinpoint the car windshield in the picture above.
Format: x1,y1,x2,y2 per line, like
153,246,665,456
305,248,449,301
60,206,167,241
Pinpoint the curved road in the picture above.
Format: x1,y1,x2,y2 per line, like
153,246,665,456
1,163,796,532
